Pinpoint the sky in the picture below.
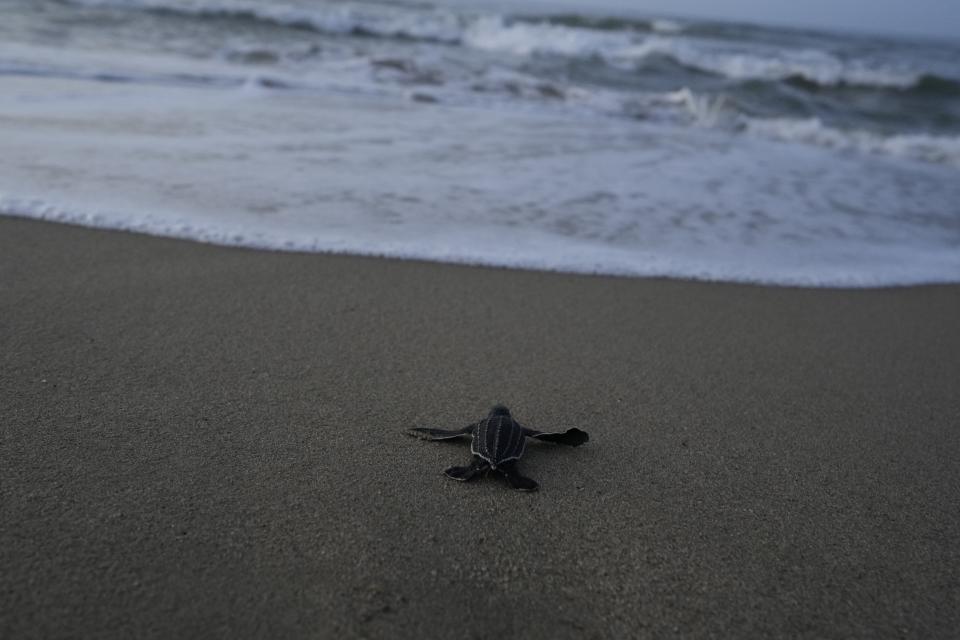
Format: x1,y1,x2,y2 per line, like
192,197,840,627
485,0,960,40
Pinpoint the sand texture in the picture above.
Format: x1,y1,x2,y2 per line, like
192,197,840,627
2,217,959,638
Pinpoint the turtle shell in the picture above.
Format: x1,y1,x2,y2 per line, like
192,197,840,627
471,413,526,469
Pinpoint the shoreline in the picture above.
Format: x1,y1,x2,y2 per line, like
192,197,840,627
1,212,957,291
2,216,958,638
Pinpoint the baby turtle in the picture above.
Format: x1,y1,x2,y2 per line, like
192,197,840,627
408,405,589,492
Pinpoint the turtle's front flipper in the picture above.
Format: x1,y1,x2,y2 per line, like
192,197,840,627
444,457,489,482
524,427,589,447
408,423,476,440
499,461,539,492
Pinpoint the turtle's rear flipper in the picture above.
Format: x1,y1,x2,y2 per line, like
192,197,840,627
526,427,589,447
444,457,488,482
408,424,475,440
500,461,539,492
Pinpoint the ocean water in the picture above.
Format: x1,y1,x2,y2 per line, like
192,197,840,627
1,0,959,286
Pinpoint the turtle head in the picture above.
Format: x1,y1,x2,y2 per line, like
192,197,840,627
489,404,511,417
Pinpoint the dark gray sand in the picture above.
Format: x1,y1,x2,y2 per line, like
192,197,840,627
2,217,959,638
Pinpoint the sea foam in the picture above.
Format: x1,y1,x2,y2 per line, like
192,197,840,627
1,74,958,288
2,0,959,288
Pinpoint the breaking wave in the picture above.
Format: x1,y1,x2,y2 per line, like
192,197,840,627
33,0,960,167
632,39,923,89
743,117,960,167
57,0,958,93
465,21,943,91
58,0,466,43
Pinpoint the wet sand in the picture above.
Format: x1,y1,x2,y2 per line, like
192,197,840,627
1,216,958,638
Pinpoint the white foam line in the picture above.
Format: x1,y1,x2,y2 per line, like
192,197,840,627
2,194,958,289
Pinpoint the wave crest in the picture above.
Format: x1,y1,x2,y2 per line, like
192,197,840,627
744,117,960,167
60,0,465,42
58,0,956,94
615,37,926,90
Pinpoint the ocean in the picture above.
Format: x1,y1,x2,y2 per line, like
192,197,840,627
2,0,959,286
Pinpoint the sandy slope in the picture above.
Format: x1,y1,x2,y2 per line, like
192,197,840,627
1,217,958,638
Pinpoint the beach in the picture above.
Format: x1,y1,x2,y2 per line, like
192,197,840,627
2,216,958,638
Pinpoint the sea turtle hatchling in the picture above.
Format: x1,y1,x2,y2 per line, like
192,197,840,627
408,405,589,491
